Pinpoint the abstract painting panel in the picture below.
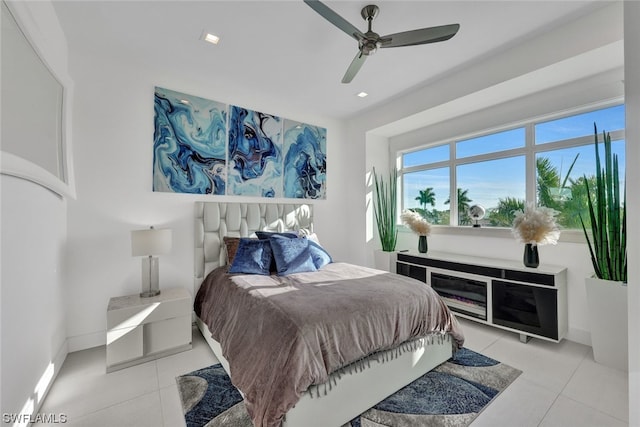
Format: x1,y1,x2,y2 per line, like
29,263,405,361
283,120,327,199
227,105,282,197
153,87,227,195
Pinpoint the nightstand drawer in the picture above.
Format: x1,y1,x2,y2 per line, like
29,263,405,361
107,288,190,329
106,325,143,366
145,315,191,354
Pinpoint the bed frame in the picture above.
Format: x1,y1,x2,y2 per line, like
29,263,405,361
193,201,453,427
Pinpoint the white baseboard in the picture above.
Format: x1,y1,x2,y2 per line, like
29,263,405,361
67,330,105,352
43,340,68,400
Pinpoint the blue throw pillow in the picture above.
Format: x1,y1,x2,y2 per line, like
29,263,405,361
255,231,299,272
308,240,332,269
255,231,298,240
269,234,317,275
228,238,272,275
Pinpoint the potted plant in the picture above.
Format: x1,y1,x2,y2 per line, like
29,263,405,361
580,124,627,371
511,202,561,268
372,167,398,271
401,210,432,253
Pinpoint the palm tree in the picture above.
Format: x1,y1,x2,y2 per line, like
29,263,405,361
562,175,597,229
536,157,561,210
415,188,436,217
445,188,473,225
489,197,525,227
536,154,580,227
536,154,579,212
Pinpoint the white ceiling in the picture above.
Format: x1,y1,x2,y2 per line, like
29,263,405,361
51,1,609,120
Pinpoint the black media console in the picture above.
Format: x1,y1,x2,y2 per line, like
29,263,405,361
396,251,567,343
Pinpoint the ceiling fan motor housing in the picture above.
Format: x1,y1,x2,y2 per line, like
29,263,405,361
360,34,380,55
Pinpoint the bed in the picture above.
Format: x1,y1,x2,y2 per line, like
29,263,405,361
193,201,464,427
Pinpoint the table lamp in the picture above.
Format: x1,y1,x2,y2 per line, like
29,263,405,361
131,226,172,297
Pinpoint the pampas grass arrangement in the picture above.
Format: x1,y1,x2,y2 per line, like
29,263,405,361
401,210,432,236
512,202,560,245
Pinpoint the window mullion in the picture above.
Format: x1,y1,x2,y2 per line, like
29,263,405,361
454,147,528,166
450,141,457,226
402,161,450,174
526,123,537,204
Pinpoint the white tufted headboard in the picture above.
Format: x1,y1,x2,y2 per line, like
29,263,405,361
194,202,313,292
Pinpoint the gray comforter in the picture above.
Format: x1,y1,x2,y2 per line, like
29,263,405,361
194,262,465,427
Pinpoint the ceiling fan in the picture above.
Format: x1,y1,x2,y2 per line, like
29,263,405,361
304,0,460,84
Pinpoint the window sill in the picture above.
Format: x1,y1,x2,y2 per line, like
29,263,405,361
399,225,587,244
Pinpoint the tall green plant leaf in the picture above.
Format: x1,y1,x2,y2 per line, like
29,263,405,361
579,124,627,282
373,167,398,252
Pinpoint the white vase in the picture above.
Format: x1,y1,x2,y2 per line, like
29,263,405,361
585,277,628,371
374,250,396,273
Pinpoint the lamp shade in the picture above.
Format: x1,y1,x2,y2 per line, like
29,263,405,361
131,228,172,256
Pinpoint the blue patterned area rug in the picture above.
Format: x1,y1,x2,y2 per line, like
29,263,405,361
176,348,521,427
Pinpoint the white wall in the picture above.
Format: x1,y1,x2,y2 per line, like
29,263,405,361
1,176,68,421
0,1,71,422
624,2,640,424
63,51,350,350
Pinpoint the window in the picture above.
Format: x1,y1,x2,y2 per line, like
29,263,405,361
403,144,448,167
456,128,525,158
457,156,526,226
535,104,625,145
399,104,625,229
403,167,450,225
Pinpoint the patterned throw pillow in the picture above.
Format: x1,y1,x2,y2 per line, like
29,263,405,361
223,236,242,265
269,234,317,275
308,240,332,269
228,238,273,275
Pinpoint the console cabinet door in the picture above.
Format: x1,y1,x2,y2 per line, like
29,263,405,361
492,280,558,340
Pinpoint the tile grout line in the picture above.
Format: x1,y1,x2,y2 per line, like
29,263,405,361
67,389,162,425
536,347,592,426
560,353,629,424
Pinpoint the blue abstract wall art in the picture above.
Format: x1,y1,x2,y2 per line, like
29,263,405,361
283,120,327,199
227,105,282,197
153,87,227,195
152,87,327,199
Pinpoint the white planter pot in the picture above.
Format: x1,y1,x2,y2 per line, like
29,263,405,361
585,277,628,371
374,250,396,273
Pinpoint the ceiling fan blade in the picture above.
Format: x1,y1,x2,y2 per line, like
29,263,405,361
380,24,460,48
304,0,364,41
342,51,367,84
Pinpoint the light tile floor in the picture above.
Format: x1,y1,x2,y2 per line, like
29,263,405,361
35,319,628,426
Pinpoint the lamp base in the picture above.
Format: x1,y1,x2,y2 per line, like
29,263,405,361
140,289,161,298
140,256,161,298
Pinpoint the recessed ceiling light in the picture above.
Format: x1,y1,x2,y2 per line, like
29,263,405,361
200,31,220,45
357,92,368,98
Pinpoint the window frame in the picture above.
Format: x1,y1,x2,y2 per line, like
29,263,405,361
397,101,625,242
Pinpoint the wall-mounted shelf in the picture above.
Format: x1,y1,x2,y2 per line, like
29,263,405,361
396,251,567,343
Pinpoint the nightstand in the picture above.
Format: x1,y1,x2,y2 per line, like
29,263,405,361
106,287,192,372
